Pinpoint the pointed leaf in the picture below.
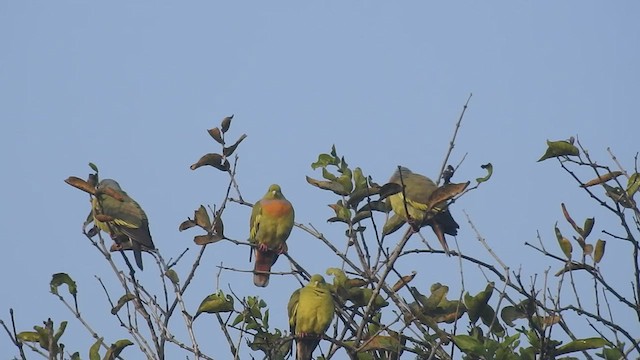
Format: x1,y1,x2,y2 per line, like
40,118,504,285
580,171,623,188
453,334,484,354
555,337,608,356
194,205,211,229
207,127,224,144
88,162,99,173
311,153,339,170
178,219,197,231
427,182,470,210
53,321,67,343
322,167,338,181
220,114,233,133
537,139,579,161
194,234,224,245
501,305,527,327
111,294,136,315
223,134,247,156
65,176,97,195
582,217,595,239
165,269,180,285
392,271,417,292
627,172,640,196
328,201,351,222
50,273,77,297
103,339,133,360
378,183,402,200
306,176,349,195
195,291,235,318
603,184,636,208
559,237,573,259
561,203,581,235
594,239,606,263
190,153,230,171
17,331,40,342
382,214,405,236
347,185,382,208
352,210,372,223
476,163,493,183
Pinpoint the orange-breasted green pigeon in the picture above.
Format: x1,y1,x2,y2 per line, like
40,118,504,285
288,274,335,360
249,184,294,287
388,167,459,254
91,179,155,270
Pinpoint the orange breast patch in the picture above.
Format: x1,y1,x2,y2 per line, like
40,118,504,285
261,199,292,217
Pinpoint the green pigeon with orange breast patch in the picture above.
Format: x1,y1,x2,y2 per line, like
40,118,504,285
249,184,295,287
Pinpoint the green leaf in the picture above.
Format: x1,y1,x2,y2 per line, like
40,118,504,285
194,291,235,318
582,217,595,239
352,167,367,193
17,331,40,342
476,163,493,183
464,283,494,323
382,213,405,236
311,152,339,169
165,269,180,285
555,337,607,355
103,339,133,360
453,334,484,355
306,176,350,195
601,346,625,360
71,352,81,360
51,273,77,297
111,294,136,315
627,172,640,197
90,338,103,360
321,167,337,181
594,239,606,263
88,162,99,173
537,139,579,162
53,321,67,343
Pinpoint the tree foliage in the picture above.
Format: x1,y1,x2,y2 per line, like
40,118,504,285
2,109,639,360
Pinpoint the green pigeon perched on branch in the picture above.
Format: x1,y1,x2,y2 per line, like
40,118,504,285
249,184,295,287
92,179,155,270
288,274,335,360
388,167,459,254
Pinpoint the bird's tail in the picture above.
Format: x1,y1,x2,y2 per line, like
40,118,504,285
132,240,144,270
253,249,278,287
296,337,320,360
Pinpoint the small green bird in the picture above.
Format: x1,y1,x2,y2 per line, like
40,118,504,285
388,167,459,254
288,274,335,360
92,179,155,270
249,184,295,287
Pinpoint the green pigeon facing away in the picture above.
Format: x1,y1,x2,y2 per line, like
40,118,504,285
92,179,155,270
249,184,295,287
288,274,335,360
388,167,459,254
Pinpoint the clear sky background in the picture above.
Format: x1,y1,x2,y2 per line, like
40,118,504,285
1,2,639,359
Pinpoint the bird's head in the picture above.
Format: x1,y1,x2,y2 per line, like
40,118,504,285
309,274,326,287
390,166,413,183
97,179,123,191
265,184,284,199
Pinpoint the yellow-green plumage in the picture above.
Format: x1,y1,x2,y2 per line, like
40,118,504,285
288,274,335,360
92,179,155,270
249,184,294,287
388,167,459,254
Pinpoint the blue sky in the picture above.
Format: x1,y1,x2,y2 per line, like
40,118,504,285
1,2,639,358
